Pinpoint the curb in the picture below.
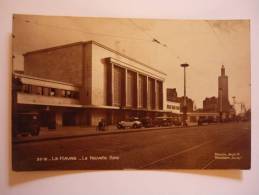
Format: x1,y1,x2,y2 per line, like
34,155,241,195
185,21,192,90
13,125,199,144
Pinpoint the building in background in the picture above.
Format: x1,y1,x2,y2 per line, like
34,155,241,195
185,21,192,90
167,88,178,102
218,65,231,113
166,101,181,115
177,96,194,113
166,88,193,114
13,41,167,127
203,96,218,112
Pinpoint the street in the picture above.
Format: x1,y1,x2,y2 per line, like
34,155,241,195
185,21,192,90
12,122,250,170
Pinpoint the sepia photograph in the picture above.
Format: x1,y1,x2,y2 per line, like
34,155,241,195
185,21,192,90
11,14,251,170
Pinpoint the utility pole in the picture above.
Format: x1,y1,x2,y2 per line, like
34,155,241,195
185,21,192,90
219,88,223,122
180,63,189,126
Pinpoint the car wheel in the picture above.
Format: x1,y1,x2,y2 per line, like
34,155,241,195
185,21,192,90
132,124,138,128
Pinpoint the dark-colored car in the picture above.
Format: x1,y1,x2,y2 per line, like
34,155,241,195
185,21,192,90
154,117,173,127
198,117,208,126
140,117,155,128
13,112,40,137
207,116,217,124
172,117,182,126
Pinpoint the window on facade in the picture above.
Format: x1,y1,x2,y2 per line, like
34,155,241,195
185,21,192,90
42,87,49,96
37,86,43,95
66,90,72,98
50,88,55,96
60,90,66,97
30,85,41,95
21,84,31,93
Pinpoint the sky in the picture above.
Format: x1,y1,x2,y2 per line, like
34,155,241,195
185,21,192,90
12,15,251,109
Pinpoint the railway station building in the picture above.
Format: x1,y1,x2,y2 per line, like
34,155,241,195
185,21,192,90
13,41,167,127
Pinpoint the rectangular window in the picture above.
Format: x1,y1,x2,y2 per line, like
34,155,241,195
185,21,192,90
37,86,43,95
31,85,40,95
22,84,30,93
65,90,72,97
42,87,49,96
50,88,55,96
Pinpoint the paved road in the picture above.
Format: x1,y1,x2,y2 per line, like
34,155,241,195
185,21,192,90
12,122,250,170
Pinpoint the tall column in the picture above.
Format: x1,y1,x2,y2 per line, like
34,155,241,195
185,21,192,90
123,68,127,107
145,76,149,109
108,62,114,106
154,79,157,110
160,82,163,110
136,73,139,108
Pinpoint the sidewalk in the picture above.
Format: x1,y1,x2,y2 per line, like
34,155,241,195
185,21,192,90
13,123,198,144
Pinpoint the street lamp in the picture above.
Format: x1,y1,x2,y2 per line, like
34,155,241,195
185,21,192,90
180,63,189,126
219,87,223,122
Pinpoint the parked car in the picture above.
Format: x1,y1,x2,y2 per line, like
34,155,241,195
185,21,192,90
117,117,142,129
207,116,217,123
154,117,173,127
140,117,155,128
13,112,40,137
172,117,182,126
198,117,208,126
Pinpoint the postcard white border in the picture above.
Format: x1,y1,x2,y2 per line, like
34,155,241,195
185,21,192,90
0,0,259,195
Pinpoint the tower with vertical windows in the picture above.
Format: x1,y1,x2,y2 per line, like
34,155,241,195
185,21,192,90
218,65,230,112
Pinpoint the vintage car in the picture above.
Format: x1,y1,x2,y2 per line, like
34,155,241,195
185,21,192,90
172,117,182,126
198,116,209,126
154,117,173,127
140,117,155,128
117,117,142,129
13,112,40,137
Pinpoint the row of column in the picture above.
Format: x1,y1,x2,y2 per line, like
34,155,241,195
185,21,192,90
108,62,163,110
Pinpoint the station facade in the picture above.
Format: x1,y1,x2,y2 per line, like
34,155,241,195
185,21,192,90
14,41,167,127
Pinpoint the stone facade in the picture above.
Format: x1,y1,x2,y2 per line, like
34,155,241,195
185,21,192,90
24,43,84,86
18,41,167,127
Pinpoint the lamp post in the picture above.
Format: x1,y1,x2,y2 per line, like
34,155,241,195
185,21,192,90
180,63,189,126
219,87,223,122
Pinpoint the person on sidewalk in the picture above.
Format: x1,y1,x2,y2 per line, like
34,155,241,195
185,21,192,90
97,118,106,131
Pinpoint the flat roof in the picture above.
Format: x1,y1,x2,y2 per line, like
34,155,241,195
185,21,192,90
14,73,80,88
23,40,166,76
